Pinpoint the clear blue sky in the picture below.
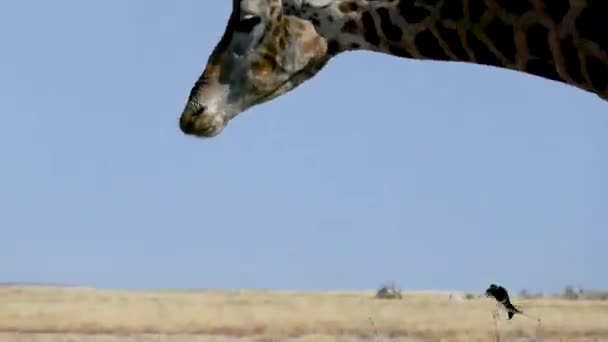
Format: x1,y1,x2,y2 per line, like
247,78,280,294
1,1,606,294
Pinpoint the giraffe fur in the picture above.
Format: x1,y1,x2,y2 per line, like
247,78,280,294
180,0,607,138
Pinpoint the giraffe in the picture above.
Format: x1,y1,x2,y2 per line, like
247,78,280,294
179,0,607,138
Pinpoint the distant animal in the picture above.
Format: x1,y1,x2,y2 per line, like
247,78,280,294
485,284,522,320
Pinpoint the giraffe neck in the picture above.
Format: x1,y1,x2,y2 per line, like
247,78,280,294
282,0,608,99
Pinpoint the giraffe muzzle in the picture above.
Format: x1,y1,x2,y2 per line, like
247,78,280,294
179,106,227,138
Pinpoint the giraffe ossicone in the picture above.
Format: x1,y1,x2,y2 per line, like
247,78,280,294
179,0,608,138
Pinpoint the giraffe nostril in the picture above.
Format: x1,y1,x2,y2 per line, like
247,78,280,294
191,106,206,119
180,104,227,137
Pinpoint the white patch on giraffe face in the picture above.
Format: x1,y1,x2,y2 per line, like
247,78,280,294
305,0,334,7
282,0,334,10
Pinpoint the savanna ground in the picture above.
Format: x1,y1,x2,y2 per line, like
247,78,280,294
1,286,607,342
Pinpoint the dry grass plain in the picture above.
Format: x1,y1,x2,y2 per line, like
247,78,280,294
1,286,607,342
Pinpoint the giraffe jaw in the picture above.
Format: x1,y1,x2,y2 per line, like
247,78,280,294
179,72,317,139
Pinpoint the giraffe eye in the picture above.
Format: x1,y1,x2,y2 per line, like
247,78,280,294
236,15,262,33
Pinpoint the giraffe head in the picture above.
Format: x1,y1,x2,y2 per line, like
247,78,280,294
179,0,330,138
